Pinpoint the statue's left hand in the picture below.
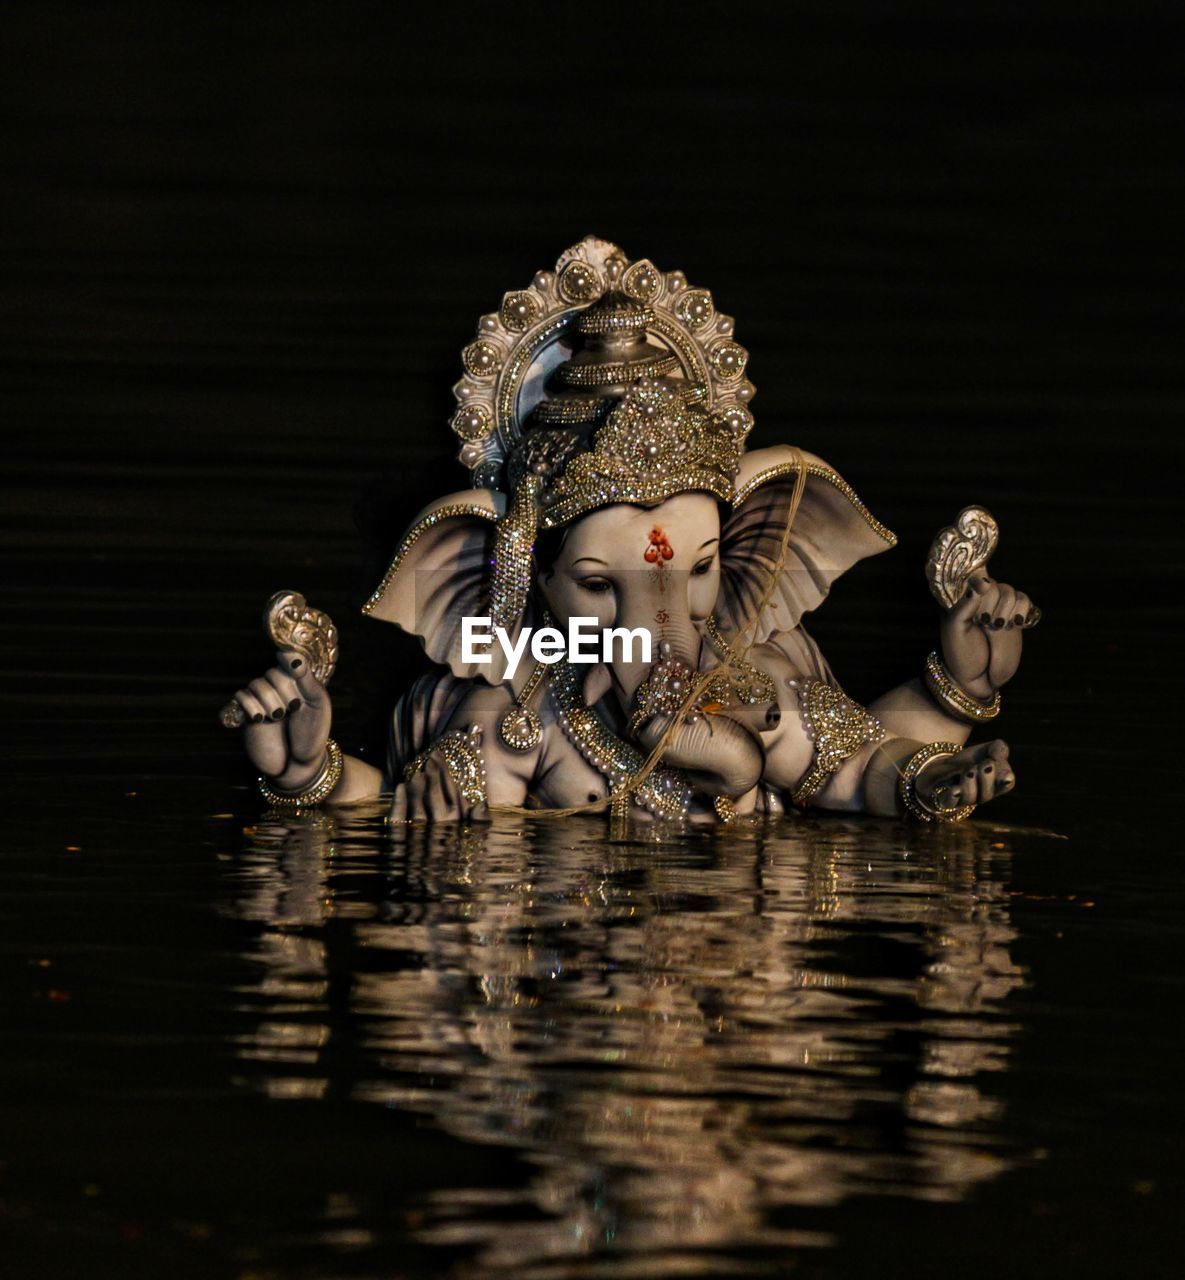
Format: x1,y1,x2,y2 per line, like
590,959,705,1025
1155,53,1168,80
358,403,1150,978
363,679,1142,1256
389,755,490,825
236,649,333,791
940,573,1039,699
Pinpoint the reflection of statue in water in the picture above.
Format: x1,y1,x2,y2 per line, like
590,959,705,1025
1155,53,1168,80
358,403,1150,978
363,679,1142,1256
230,814,1027,1273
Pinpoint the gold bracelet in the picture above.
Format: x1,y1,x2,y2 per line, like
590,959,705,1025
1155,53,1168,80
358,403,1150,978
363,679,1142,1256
899,741,975,823
923,651,1000,723
403,725,487,808
258,738,344,810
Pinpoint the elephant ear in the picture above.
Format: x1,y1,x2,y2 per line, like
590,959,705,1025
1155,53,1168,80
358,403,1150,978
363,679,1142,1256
361,489,535,684
716,446,897,645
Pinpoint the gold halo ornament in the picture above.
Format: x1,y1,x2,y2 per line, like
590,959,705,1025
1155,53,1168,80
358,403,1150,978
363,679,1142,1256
447,235,757,491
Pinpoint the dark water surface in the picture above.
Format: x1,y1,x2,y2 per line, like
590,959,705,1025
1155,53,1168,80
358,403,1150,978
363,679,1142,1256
3,4,1184,1277
4,792,1183,1279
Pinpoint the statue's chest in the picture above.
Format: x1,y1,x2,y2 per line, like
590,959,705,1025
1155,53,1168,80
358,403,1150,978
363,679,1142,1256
528,725,613,810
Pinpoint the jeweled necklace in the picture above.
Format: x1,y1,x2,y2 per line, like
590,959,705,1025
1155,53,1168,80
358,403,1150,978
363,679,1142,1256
547,658,693,822
702,613,777,705
498,659,547,751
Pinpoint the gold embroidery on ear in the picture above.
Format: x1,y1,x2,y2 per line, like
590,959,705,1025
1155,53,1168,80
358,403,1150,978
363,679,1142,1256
362,504,497,616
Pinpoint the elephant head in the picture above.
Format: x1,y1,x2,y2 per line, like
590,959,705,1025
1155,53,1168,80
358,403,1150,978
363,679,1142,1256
363,379,895,801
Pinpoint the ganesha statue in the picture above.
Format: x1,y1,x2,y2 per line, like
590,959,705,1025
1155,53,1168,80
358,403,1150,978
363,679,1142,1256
227,237,1038,826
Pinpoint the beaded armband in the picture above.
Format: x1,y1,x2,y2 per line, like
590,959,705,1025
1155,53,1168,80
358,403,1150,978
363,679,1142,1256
923,651,1000,724
790,681,884,808
404,725,488,808
258,738,344,810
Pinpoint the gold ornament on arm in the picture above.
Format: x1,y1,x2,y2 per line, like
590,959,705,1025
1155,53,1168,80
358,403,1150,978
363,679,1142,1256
898,741,976,823
789,679,885,808
258,738,344,810
923,650,1001,723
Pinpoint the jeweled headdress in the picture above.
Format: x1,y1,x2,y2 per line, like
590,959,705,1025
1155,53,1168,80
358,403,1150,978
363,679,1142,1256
363,238,897,676
449,235,756,501
448,237,757,620
509,379,748,530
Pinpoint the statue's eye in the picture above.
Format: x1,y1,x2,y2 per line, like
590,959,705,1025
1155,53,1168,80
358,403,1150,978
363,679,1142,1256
577,577,612,594
691,557,715,577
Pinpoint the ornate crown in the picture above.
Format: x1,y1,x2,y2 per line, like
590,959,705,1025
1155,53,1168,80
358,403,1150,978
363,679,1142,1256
448,236,756,496
508,378,751,530
444,238,760,629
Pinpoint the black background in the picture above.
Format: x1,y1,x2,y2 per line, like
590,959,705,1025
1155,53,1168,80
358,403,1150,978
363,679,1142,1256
2,3,1184,1276
3,0,1182,797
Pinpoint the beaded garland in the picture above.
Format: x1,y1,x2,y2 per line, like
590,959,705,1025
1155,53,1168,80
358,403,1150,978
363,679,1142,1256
404,725,488,808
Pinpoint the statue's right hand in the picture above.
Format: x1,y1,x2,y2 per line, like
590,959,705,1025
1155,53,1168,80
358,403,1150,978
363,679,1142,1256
916,738,1015,813
231,650,332,790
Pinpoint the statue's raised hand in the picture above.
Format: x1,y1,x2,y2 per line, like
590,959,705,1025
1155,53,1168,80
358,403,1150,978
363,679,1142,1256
232,650,332,791
940,572,1038,699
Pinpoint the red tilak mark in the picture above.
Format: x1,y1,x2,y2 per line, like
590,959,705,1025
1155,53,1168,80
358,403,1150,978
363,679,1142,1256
644,528,674,563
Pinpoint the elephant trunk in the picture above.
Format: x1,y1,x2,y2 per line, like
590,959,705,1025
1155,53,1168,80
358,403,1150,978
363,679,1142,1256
637,706,765,799
612,604,771,800
610,610,703,709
